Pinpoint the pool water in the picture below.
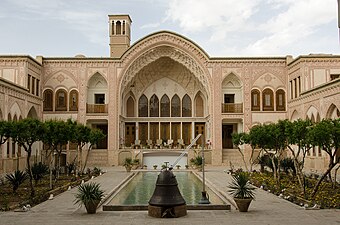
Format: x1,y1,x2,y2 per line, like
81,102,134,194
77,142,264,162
108,172,225,205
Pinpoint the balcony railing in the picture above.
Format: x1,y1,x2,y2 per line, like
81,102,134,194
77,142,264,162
86,104,108,113
222,103,243,113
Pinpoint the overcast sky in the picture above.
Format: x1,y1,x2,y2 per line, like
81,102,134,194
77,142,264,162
0,0,339,58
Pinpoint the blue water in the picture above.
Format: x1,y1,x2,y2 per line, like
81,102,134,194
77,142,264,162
108,172,225,205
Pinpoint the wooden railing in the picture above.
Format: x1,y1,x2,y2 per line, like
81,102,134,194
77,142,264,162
221,103,243,113
86,104,108,113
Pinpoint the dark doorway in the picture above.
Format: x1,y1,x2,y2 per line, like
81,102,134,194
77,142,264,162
222,124,233,148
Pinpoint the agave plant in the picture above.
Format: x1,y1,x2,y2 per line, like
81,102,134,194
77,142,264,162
5,170,28,193
74,182,105,214
228,172,255,199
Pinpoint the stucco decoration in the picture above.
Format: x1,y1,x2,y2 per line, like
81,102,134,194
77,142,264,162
44,70,77,90
120,46,209,98
9,102,22,119
253,72,284,90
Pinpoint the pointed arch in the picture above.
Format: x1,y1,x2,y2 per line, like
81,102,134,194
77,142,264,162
138,95,148,117
262,88,274,111
27,106,38,119
290,110,300,121
182,94,192,117
160,94,170,117
326,104,340,119
195,93,204,117
126,96,135,117
276,89,286,111
55,89,67,111
69,89,78,111
251,89,261,111
171,94,181,117
306,105,319,122
43,89,53,111
150,94,159,117
87,72,108,105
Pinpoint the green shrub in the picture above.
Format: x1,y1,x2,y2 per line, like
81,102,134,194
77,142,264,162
5,170,28,193
30,162,49,185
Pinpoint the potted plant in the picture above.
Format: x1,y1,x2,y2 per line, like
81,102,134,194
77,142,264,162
228,172,255,212
74,182,105,214
153,164,158,170
176,165,181,170
124,157,133,172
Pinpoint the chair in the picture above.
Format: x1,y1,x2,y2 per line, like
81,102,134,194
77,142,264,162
167,139,173,148
156,139,163,149
147,140,153,149
134,140,141,149
178,139,184,149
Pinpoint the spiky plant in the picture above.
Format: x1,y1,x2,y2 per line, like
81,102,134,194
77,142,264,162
74,182,105,206
228,172,255,199
5,170,28,193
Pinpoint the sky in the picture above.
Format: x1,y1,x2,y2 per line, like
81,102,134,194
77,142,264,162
0,0,339,58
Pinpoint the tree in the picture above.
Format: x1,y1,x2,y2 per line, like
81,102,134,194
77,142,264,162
309,119,340,198
82,129,105,173
285,119,313,198
68,120,91,175
11,118,44,197
0,120,12,145
231,132,249,171
42,119,72,188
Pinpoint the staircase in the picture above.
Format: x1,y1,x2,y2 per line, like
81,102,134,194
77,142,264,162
222,149,245,168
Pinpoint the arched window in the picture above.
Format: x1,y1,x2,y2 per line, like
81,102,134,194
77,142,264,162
43,89,53,111
150,94,159,117
69,90,78,111
160,95,170,117
182,94,192,117
276,89,286,111
116,21,121,35
251,89,260,111
55,89,67,111
262,88,274,111
126,96,135,117
138,95,148,117
171,95,180,117
195,94,204,117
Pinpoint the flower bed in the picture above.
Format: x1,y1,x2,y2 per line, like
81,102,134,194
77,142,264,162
249,172,340,209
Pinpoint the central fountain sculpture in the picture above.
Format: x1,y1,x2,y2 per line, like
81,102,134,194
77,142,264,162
148,135,203,218
148,167,187,218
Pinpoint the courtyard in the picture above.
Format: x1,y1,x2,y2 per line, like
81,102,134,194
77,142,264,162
0,166,339,225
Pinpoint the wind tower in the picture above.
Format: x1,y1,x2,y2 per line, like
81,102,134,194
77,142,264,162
109,15,132,58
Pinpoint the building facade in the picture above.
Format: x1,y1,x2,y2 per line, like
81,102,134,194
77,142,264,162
0,15,339,174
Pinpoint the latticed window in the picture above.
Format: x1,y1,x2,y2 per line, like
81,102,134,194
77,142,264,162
171,94,180,117
262,88,274,111
276,89,286,111
126,96,135,117
182,94,192,117
43,89,53,111
55,89,67,111
138,95,148,117
69,90,78,111
160,95,170,117
195,94,204,117
150,94,159,117
251,89,260,111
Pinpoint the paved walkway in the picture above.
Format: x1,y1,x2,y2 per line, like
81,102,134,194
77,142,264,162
0,166,339,225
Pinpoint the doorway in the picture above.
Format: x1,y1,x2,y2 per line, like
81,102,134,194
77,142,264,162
222,124,233,149
125,123,135,147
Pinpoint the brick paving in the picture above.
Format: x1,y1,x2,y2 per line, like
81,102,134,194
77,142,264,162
0,166,339,225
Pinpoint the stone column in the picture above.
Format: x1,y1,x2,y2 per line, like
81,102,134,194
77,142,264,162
211,65,222,165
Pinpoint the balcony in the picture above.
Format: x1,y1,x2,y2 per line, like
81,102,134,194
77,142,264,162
222,103,243,113
86,104,108,113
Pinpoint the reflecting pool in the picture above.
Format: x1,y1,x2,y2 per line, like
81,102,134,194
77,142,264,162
107,172,225,205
